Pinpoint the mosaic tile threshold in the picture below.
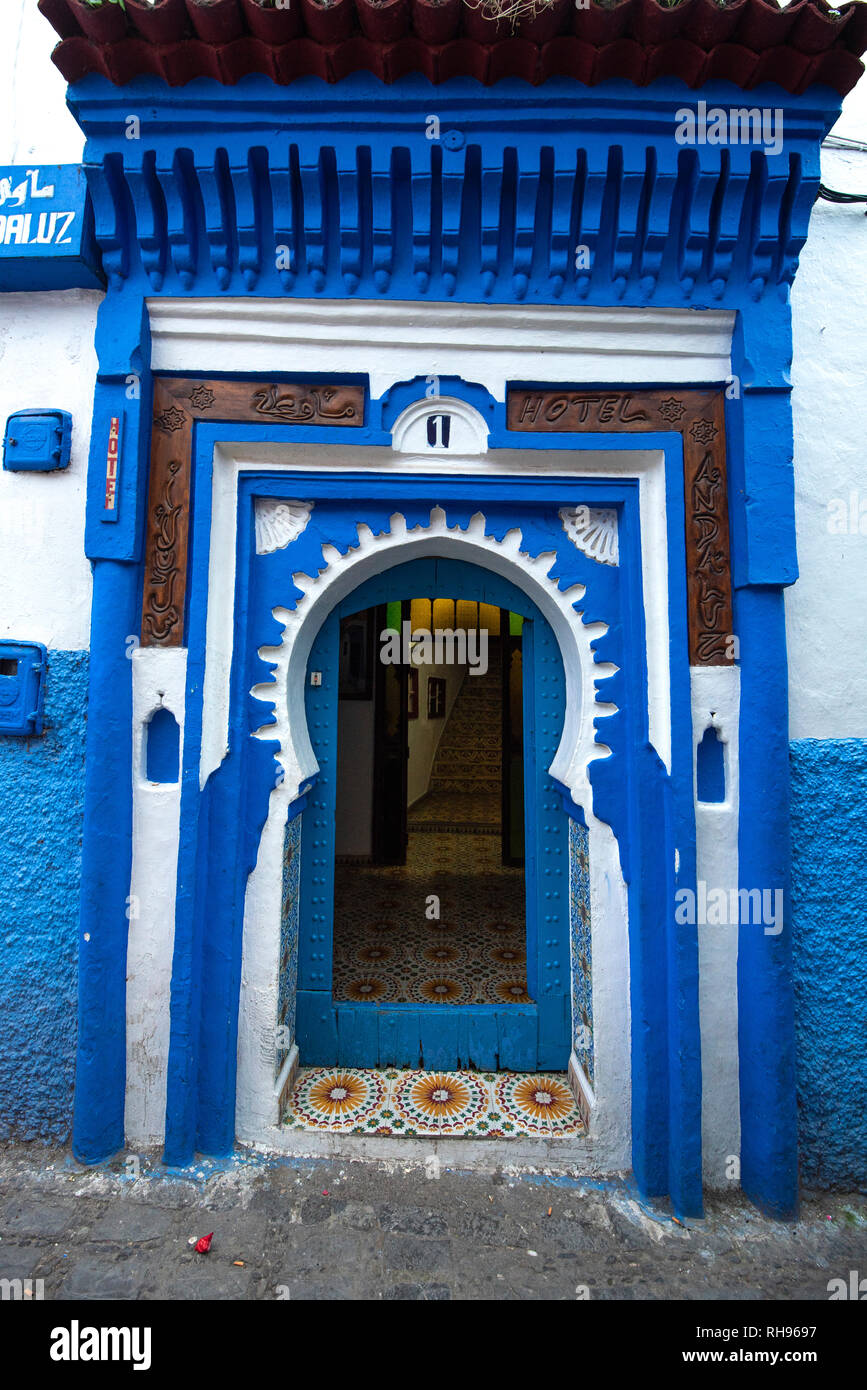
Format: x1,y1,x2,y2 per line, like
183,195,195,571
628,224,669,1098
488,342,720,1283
282,1068,585,1139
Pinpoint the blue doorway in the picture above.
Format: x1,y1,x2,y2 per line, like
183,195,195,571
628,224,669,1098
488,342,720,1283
295,557,570,1072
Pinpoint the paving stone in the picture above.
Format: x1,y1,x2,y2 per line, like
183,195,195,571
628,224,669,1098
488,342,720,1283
84,1204,177,1243
382,1234,452,1273
336,1201,378,1231
445,1209,512,1246
274,1224,382,1279
2,1200,76,1237
0,1243,49,1283
384,1282,451,1300
60,1257,156,1300
156,1265,253,1301
376,1204,449,1238
300,1195,347,1225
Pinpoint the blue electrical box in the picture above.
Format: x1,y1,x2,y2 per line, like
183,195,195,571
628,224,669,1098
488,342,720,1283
3,410,72,472
0,642,47,737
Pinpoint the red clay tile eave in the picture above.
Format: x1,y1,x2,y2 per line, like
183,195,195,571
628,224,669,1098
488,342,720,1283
38,0,867,96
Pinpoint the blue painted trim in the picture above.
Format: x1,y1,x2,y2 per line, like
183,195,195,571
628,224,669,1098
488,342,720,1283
85,299,153,564
145,708,180,784
67,75,838,310
735,585,797,1218
72,561,137,1164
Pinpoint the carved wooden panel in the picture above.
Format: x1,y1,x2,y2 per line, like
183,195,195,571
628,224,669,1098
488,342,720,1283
141,378,364,647
506,388,734,666
141,379,193,647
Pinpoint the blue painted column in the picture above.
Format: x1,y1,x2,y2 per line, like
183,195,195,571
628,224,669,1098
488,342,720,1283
735,585,797,1217
73,296,153,1163
729,310,799,1218
72,558,138,1163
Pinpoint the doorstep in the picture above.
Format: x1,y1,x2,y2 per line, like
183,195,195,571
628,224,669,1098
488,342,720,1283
282,1067,585,1140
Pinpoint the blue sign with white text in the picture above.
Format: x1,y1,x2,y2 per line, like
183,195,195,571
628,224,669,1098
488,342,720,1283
0,165,103,291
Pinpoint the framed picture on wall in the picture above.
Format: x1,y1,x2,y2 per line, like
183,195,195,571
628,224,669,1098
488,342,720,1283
408,668,419,720
427,676,446,719
338,612,373,700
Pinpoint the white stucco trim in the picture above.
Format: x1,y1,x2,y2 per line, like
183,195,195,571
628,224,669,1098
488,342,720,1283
148,299,734,400
587,814,631,1165
125,646,187,1149
391,395,490,454
690,663,741,1187
235,513,631,1169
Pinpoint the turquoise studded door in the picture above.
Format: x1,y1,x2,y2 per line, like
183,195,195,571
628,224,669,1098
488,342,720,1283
295,557,570,1072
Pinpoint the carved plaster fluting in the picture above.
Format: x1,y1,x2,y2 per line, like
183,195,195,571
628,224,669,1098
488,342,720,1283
254,499,314,556
560,506,619,566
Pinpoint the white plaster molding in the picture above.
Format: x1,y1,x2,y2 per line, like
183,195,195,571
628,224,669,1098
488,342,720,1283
237,514,633,1168
236,777,294,1142
249,506,618,816
586,815,631,1167
148,299,734,401
126,645,187,1148
254,498,313,556
560,505,619,566
391,396,489,455
690,662,741,1187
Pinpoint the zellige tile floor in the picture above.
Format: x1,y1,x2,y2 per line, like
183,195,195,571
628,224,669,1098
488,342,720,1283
332,829,529,1005
282,1067,584,1138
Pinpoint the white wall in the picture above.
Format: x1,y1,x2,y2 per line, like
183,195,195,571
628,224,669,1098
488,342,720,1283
0,2,84,167
789,77,867,741
0,3,97,653
0,289,99,651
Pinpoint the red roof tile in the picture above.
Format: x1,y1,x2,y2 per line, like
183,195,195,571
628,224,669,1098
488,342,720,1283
38,0,867,95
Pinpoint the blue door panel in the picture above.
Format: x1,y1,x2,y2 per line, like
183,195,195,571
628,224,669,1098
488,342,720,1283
466,1011,500,1071
378,1011,420,1068
532,616,571,1065
419,1011,461,1072
337,1006,379,1069
297,989,338,1065
299,612,339,994
497,1010,537,1072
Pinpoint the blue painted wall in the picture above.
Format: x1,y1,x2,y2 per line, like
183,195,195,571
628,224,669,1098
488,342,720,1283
0,649,88,1143
791,737,867,1190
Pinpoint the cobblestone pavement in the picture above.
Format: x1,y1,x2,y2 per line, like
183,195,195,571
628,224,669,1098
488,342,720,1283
1,1143,865,1301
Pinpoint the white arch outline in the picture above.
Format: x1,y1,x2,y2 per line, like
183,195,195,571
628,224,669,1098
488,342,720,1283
250,506,618,816
391,396,490,455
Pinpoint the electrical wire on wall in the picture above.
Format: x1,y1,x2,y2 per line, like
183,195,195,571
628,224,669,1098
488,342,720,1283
817,133,867,210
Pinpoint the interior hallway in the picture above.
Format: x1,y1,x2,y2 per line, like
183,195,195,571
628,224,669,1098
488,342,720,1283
333,633,528,1005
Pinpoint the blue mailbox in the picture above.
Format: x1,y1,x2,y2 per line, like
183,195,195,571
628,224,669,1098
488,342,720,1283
3,410,72,472
0,642,47,737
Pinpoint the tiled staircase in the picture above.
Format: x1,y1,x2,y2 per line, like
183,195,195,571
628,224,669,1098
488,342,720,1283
428,638,502,797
